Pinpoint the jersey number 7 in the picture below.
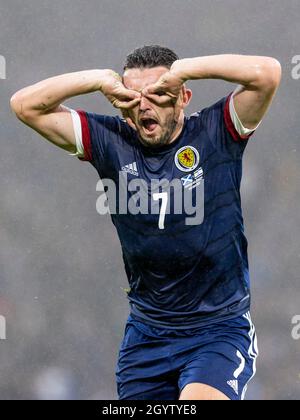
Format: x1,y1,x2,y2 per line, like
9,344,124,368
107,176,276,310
153,192,168,230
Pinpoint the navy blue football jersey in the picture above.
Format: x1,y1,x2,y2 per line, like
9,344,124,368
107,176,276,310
76,94,255,329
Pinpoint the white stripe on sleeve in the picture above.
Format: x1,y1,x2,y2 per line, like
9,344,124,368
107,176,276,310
69,109,84,158
229,94,261,137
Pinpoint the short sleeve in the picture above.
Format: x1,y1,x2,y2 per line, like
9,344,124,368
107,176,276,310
201,94,255,159
73,110,125,174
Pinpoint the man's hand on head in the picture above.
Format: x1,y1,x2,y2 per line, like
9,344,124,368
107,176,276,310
100,70,141,110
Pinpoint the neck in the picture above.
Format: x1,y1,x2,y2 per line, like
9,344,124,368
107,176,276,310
169,113,185,144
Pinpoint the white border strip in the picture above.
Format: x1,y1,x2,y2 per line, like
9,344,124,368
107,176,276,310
230,94,261,136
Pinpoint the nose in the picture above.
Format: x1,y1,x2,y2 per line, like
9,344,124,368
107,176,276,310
139,94,152,112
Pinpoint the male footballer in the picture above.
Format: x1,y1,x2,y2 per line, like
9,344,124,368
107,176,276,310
10,46,281,400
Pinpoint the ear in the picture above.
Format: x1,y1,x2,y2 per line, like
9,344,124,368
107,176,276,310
181,85,192,108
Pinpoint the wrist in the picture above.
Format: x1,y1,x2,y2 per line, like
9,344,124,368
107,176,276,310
171,58,209,81
98,69,121,92
170,59,191,82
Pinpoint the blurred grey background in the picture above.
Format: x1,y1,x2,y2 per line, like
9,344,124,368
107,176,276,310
0,0,299,400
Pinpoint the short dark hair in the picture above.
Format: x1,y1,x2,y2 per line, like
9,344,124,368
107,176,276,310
123,45,179,71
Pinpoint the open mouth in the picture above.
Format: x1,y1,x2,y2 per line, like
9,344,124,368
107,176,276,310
140,118,159,134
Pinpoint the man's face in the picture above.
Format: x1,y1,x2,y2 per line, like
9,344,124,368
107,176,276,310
122,67,186,148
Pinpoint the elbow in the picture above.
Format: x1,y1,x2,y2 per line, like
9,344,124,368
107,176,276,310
10,91,33,122
256,57,282,92
10,91,26,120
265,57,282,89
10,93,19,114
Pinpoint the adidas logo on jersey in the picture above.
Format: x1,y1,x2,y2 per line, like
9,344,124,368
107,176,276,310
122,162,139,176
227,379,239,395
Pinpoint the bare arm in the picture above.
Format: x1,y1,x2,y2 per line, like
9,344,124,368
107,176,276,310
145,54,282,129
10,70,141,153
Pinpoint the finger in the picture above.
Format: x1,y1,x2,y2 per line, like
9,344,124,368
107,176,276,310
142,83,163,96
119,86,141,100
142,93,176,106
111,95,140,108
143,86,178,99
117,97,141,110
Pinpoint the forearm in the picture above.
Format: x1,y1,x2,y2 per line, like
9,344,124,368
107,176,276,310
10,69,113,117
171,54,281,89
